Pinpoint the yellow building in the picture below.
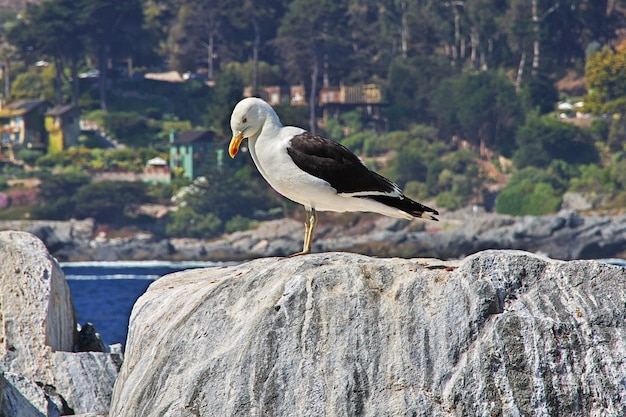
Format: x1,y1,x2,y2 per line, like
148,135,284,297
45,105,80,153
0,100,49,161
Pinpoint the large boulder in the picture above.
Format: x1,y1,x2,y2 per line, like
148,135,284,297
0,231,120,416
110,250,626,416
0,231,75,381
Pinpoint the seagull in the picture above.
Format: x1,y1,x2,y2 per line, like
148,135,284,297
229,97,439,256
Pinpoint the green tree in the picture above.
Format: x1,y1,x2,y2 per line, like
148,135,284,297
432,70,523,156
205,70,244,134
100,111,157,147
32,171,91,220
496,180,562,215
7,0,86,104
166,165,277,238
167,0,237,77
275,0,350,132
520,72,558,114
10,69,53,101
496,167,563,215
74,181,149,223
234,0,288,94
584,45,626,116
82,0,148,111
513,115,598,169
386,54,452,130
165,206,222,238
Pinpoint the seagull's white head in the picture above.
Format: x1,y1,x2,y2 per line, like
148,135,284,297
229,97,278,158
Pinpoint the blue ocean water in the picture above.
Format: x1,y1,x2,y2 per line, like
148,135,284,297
61,261,227,347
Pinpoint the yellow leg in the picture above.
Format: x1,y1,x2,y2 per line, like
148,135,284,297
289,208,318,257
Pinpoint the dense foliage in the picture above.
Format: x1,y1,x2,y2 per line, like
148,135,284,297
32,172,152,222
2,0,626,236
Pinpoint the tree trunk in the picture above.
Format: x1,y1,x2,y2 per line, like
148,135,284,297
70,59,79,106
98,47,108,112
532,1,559,77
252,20,260,97
54,59,63,105
309,48,320,134
208,33,214,81
453,5,460,65
532,0,539,76
516,52,525,91
400,1,408,58
4,59,10,99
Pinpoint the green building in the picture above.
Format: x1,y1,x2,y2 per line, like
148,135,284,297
169,130,224,181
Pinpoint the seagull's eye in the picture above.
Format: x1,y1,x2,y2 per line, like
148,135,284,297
242,117,247,124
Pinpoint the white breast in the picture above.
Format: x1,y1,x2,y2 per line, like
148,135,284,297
248,127,336,210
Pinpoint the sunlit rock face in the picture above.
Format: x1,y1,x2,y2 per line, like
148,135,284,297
0,231,120,416
110,250,626,417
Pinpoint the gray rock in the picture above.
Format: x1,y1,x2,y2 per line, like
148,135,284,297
76,323,107,353
109,250,626,417
50,352,121,414
0,231,120,415
0,372,62,417
561,191,593,211
0,231,76,381
5,211,626,261
23,225,66,253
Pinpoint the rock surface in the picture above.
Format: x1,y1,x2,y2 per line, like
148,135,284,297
110,250,626,417
0,372,63,417
0,231,120,416
0,231,75,381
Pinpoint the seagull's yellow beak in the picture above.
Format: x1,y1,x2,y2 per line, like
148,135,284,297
229,132,244,158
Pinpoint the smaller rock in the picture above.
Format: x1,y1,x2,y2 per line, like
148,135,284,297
51,352,121,415
0,371,62,417
561,191,592,211
23,225,66,253
76,323,107,353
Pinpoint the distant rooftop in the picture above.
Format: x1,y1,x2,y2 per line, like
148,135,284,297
0,99,48,117
46,104,78,117
172,130,216,145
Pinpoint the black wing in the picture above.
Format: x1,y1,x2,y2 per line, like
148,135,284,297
286,132,398,195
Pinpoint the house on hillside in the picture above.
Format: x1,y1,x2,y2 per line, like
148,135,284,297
319,83,386,130
319,83,384,106
0,99,49,161
169,130,224,182
45,104,80,153
244,85,306,106
143,156,171,184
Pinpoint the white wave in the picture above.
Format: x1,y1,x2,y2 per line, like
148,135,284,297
59,260,233,268
65,274,160,281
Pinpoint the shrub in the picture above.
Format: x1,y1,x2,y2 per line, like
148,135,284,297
73,181,150,223
435,191,463,211
165,207,222,238
513,116,598,169
496,179,562,215
17,149,44,166
225,215,257,233
32,171,91,220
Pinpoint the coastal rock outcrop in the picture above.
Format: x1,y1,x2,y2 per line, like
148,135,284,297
110,250,626,416
2,210,626,261
0,231,120,416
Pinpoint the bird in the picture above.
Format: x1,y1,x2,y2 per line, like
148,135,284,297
228,97,439,256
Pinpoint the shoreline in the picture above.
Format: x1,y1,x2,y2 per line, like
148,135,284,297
2,209,626,262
